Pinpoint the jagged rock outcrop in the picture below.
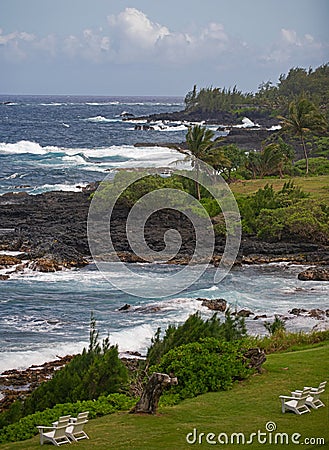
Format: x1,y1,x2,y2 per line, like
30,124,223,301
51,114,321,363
298,267,329,281
196,298,227,312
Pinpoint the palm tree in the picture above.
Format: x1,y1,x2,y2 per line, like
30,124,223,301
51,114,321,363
278,97,327,175
260,140,294,178
185,125,215,200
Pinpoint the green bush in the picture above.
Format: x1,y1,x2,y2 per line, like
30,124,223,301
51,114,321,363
147,311,246,366
152,338,252,400
264,315,286,335
0,393,135,444
200,197,221,217
247,330,329,354
93,172,189,208
295,157,329,175
256,199,329,243
237,181,309,235
0,314,128,429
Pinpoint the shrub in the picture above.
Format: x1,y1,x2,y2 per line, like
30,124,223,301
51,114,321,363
248,330,329,354
294,157,329,175
0,314,128,428
0,393,135,444
264,315,286,335
146,311,246,366
256,199,329,243
152,338,252,400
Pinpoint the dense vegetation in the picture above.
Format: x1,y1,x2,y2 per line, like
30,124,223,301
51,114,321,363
235,181,329,243
0,314,128,430
185,63,329,119
147,310,246,366
1,311,328,445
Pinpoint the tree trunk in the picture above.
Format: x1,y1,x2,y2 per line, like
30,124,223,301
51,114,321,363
243,348,266,373
130,372,178,414
301,134,309,175
195,164,201,201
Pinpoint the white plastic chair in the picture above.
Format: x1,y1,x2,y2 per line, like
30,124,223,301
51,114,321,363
65,411,89,442
37,416,71,446
279,390,311,415
294,381,326,409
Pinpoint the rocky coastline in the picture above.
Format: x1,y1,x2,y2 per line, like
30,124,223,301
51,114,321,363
0,188,328,280
0,356,74,413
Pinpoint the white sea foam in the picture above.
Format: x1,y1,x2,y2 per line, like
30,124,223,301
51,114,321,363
234,117,260,128
150,121,188,132
0,141,49,155
29,183,90,194
0,342,87,373
85,102,120,106
109,324,154,355
0,141,187,173
84,116,114,123
267,124,282,131
1,172,20,180
40,103,65,106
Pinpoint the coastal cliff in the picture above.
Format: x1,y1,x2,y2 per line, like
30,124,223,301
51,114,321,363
0,189,328,279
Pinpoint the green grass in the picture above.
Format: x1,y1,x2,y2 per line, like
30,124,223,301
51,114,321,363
1,343,328,449
230,174,329,202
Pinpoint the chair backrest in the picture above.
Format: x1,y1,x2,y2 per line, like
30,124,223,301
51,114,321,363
58,415,71,422
53,417,70,438
71,418,88,434
318,381,327,391
76,411,89,420
295,395,308,408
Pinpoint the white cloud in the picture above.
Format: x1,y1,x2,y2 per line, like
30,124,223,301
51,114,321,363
260,28,326,65
281,28,299,45
0,30,35,61
0,8,327,87
108,8,169,47
201,22,228,43
106,7,170,62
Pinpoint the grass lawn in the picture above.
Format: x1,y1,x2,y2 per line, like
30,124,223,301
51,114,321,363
230,174,329,202
1,343,328,449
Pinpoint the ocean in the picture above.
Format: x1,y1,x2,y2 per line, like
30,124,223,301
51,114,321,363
0,95,328,373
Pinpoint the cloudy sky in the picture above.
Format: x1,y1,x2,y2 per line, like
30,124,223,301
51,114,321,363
1,0,328,96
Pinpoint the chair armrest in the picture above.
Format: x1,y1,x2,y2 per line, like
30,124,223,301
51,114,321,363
36,426,54,431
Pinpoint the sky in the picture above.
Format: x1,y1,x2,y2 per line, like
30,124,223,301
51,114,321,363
1,0,328,96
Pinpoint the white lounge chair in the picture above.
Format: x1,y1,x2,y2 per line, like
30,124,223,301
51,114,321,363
279,390,311,415
37,416,71,446
65,412,89,442
294,381,327,409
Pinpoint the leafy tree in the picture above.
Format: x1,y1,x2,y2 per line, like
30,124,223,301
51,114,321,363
207,144,246,181
185,125,215,200
184,84,197,110
245,151,263,179
278,97,328,174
